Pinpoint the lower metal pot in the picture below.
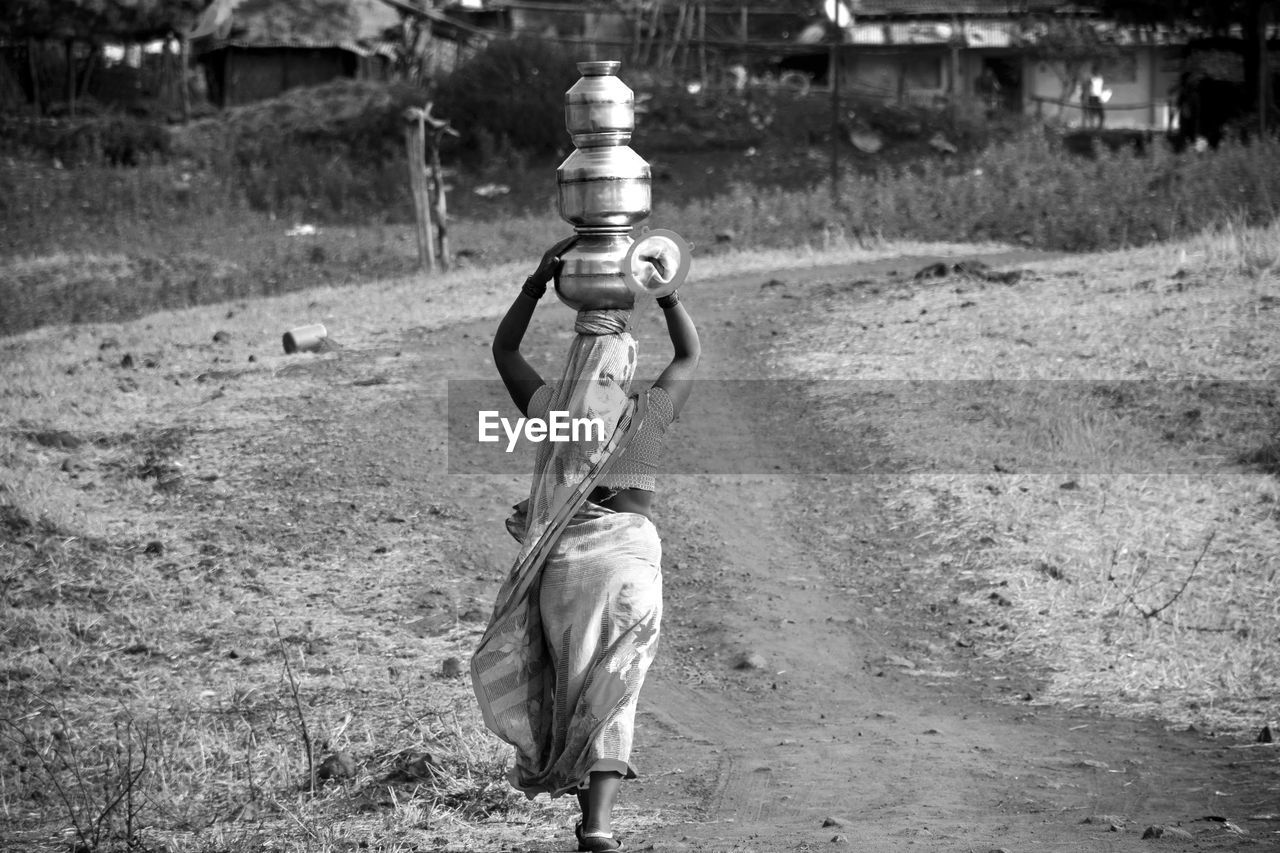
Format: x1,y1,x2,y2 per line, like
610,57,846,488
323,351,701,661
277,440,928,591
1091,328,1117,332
554,231,636,311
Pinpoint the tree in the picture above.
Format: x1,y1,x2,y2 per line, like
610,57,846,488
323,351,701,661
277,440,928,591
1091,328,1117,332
1095,0,1277,133
0,1,205,117
0,0,204,41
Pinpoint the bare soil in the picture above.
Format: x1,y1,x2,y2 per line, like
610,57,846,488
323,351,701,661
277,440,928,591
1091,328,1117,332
610,260,1277,853
207,252,1275,851
5,248,1276,852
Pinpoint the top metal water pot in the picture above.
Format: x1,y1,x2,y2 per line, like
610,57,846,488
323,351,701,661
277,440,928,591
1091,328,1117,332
564,60,635,147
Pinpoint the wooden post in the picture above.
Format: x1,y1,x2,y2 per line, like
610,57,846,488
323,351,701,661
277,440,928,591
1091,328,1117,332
682,2,697,77
948,16,961,100
429,129,450,271
79,42,98,105
830,24,843,208
665,1,687,69
180,37,191,123
646,2,663,67
698,1,707,92
630,2,642,64
28,38,43,116
1258,0,1269,137
1148,45,1159,130
160,39,171,108
404,109,436,273
432,108,459,268
65,39,76,118
830,41,839,207
637,3,650,65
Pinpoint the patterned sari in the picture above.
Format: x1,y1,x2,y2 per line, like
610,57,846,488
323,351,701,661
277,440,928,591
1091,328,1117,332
471,314,663,797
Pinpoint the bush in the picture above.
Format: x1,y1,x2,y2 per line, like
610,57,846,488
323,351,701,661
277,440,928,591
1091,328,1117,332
0,113,171,166
173,78,431,220
175,78,431,167
660,130,1280,255
431,37,582,164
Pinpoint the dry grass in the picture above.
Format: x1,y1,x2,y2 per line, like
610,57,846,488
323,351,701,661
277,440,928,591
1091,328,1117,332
4,234,993,850
0,482,563,851
1195,217,1280,279
885,472,1279,728
781,239,1277,381
3,225,1275,849
777,220,1280,735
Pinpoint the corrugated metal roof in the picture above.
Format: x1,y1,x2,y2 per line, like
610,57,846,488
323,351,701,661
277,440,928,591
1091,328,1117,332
852,0,1073,17
845,16,1189,47
189,0,400,52
213,38,397,57
848,19,1024,46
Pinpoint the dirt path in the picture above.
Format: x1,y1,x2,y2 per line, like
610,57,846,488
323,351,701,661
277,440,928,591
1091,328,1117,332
563,259,1270,853
127,248,1276,852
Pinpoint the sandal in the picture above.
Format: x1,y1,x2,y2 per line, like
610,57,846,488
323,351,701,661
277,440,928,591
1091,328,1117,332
575,821,622,852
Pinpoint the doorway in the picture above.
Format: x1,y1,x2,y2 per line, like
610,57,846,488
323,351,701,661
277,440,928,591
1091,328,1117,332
979,55,1022,113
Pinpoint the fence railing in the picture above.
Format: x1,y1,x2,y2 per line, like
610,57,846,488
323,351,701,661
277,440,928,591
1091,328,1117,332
1029,94,1176,130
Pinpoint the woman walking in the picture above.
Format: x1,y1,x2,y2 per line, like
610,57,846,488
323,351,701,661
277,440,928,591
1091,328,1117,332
471,236,700,852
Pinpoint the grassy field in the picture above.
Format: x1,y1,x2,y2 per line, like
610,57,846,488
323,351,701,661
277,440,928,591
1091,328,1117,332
4,124,1280,338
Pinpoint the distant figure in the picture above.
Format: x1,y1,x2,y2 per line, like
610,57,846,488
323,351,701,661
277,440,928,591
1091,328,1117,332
975,67,1002,115
1171,71,1202,147
1085,67,1109,130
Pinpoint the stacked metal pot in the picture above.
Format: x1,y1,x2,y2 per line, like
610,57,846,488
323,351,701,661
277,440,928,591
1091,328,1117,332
554,61,652,311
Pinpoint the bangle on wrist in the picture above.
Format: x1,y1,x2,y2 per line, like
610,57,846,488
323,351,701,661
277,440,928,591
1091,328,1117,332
522,276,547,300
657,291,680,309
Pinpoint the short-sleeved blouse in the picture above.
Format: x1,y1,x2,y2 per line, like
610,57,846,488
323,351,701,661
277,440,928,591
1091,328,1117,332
527,384,675,492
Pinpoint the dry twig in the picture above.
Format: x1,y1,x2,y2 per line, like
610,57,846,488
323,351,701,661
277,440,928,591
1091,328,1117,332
1125,530,1217,621
275,619,315,795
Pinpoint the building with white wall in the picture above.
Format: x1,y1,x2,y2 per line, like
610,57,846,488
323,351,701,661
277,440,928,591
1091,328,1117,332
820,0,1188,131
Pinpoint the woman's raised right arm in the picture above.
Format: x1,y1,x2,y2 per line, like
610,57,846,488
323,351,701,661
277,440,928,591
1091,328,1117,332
492,288,544,416
493,234,579,414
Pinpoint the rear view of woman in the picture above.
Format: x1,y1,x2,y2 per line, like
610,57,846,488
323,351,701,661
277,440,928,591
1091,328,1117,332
471,236,700,852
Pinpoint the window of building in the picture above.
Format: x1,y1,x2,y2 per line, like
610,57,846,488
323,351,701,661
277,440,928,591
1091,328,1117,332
903,53,943,90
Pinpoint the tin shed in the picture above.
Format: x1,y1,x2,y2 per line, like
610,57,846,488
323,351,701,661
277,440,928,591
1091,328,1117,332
189,0,400,106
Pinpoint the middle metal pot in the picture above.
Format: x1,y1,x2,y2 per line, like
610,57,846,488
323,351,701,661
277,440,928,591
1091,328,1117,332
556,146,651,230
